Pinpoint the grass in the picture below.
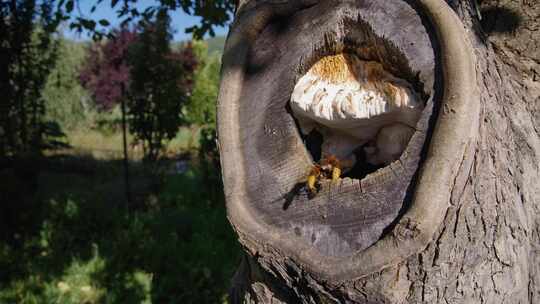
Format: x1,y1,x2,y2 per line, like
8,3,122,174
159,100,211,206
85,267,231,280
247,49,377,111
0,152,240,303
66,128,135,157
64,126,200,160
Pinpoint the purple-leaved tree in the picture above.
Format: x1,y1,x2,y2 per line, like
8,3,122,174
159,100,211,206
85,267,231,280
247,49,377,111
79,28,137,111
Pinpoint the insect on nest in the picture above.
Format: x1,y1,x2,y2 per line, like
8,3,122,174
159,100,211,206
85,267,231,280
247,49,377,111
290,53,424,193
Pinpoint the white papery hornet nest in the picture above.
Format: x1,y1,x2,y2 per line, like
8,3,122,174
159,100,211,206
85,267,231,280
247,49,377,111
290,53,423,171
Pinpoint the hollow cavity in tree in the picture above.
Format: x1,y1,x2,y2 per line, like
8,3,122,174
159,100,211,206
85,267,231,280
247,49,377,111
290,53,423,173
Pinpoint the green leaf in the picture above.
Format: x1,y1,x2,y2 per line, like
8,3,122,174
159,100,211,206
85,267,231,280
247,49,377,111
57,0,66,9
81,19,97,31
66,0,74,13
120,17,133,27
99,19,110,26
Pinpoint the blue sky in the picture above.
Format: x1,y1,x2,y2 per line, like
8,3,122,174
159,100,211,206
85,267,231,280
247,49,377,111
65,1,229,41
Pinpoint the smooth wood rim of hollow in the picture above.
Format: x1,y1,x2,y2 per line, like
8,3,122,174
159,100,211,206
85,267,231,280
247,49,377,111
217,0,480,282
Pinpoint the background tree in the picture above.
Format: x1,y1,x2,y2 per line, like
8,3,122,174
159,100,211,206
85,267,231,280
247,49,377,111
42,37,92,131
79,28,137,111
127,9,197,161
0,0,64,157
184,40,222,202
184,40,220,129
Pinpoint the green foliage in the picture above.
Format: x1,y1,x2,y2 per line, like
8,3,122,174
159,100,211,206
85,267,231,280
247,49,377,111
0,155,239,303
183,40,222,194
65,0,235,40
198,126,222,202
41,121,70,150
42,38,94,130
92,105,124,135
127,10,197,161
0,1,62,157
184,41,221,127
43,248,107,304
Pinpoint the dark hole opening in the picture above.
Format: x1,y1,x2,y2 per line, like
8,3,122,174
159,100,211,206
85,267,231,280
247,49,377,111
303,129,323,162
343,146,384,179
301,129,384,179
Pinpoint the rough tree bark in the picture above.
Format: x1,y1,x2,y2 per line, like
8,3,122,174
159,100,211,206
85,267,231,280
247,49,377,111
218,0,540,303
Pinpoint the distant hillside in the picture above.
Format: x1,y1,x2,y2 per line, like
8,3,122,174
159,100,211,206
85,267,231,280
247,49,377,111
171,35,226,56
206,36,226,55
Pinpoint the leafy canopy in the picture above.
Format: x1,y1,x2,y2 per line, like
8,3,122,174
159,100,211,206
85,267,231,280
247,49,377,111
63,0,235,40
42,38,92,130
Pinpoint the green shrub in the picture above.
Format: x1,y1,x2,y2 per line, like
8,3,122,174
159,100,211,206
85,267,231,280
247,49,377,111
43,39,93,131
0,156,239,303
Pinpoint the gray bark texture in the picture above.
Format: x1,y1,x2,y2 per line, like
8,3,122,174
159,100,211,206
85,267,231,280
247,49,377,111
223,0,540,303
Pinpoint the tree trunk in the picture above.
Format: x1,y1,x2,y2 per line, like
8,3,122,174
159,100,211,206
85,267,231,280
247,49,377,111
218,0,540,303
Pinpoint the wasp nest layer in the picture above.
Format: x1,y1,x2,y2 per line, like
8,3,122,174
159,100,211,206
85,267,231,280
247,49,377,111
291,53,423,169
